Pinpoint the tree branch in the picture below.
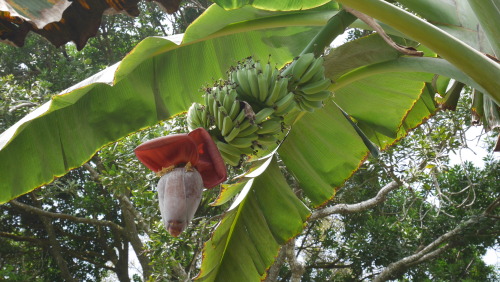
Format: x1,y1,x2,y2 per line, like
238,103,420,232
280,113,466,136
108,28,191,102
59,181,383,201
309,180,400,221
117,192,152,280
373,214,486,282
265,245,287,282
171,262,189,281
82,163,100,181
8,102,37,113
306,260,352,270
0,231,49,246
63,249,115,272
9,199,124,232
29,194,76,282
285,238,306,282
114,193,150,233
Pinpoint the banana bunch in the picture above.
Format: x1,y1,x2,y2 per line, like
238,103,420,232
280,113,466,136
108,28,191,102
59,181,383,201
230,57,297,117
188,54,332,166
187,103,210,131
219,105,284,166
286,53,333,112
187,84,283,166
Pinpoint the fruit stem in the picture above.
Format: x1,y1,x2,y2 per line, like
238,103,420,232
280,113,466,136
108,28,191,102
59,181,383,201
300,9,357,57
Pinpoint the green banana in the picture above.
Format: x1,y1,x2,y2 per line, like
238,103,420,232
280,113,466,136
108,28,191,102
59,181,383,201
221,115,233,136
310,66,325,82
257,73,269,102
224,126,241,142
303,90,332,101
218,105,228,116
201,106,208,127
247,67,260,100
266,76,288,106
205,92,217,122
233,109,246,125
254,60,262,73
229,100,241,120
236,68,252,97
264,79,282,106
263,62,273,83
302,98,323,110
274,92,295,114
297,99,314,112
216,140,243,158
196,105,205,127
276,77,289,100
219,149,240,166
238,146,255,155
298,56,324,84
297,97,322,112
204,91,210,107
257,134,278,145
186,104,199,130
300,78,331,94
291,53,315,82
257,119,281,134
228,136,256,148
238,118,253,131
205,92,214,107
254,107,275,124
238,124,259,137
215,87,225,103
275,99,297,116
223,88,236,113
217,106,226,130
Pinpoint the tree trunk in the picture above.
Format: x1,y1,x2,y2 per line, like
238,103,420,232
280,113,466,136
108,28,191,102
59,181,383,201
30,194,76,282
117,192,153,280
115,241,131,282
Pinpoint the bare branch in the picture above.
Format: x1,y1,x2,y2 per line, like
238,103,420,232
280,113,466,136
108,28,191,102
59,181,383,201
0,231,49,246
114,193,150,233
8,102,37,113
172,262,189,281
306,260,352,269
63,249,115,272
344,6,423,57
309,180,400,221
29,194,76,282
116,193,152,279
484,195,500,215
286,238,306,282
82,163,100,181
9,199,124,232
373,215,485,282
265,246,287,282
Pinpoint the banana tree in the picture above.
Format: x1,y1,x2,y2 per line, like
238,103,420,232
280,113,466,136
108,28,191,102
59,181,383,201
0,0,499,280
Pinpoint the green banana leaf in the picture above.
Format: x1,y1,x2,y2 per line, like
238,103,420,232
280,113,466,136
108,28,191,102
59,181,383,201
336,0,500,105
1,1,499,281
397,0,499,54
212,0,333,11
0,7,326,204
197,156,310,281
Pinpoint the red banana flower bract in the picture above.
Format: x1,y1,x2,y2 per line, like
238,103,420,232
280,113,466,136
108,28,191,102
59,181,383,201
134,128,227,236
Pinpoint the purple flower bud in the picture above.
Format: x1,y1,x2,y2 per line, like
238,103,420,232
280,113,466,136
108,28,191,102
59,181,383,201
157,167,203,237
